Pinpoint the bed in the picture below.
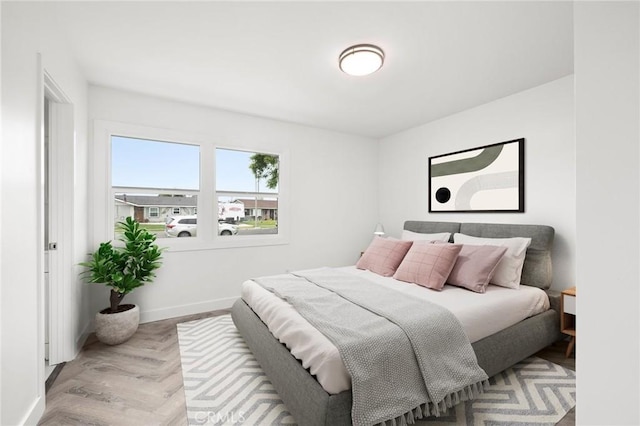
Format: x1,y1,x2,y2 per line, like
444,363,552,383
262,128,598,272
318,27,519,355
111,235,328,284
231,220,563,425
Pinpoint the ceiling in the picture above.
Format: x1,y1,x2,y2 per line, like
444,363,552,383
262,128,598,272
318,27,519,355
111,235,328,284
45,1,573,138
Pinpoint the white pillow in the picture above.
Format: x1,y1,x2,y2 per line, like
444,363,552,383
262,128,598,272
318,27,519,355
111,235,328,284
452,233,531,289
401,230,451,242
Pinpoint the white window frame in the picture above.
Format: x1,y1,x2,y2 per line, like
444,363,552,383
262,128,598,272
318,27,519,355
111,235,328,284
91,120,289,252
148,207,160,217
173,207,181,215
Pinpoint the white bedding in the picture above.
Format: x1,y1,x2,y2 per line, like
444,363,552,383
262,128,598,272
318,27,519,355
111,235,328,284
240,266,550,394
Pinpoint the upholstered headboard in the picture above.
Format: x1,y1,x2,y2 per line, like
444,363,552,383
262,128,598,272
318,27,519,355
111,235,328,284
404,221,555,289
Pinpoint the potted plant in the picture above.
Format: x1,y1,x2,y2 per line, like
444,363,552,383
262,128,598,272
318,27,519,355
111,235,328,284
80,216,164,345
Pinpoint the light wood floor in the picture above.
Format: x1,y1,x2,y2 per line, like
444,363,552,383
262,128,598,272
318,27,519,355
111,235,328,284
39,310,575,425
39,309,228,426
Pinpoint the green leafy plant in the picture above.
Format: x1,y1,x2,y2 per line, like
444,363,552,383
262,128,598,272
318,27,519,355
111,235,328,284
249,153,279,190
80,217,164,314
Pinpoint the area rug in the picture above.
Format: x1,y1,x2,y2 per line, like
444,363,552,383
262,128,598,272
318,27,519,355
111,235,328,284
177,315,575,426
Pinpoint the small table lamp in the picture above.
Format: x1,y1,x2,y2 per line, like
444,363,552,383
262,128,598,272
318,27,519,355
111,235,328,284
373,223,385,237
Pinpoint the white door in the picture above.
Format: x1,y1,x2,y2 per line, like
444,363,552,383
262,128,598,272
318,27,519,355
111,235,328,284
44,97,51,365
43,71,75,366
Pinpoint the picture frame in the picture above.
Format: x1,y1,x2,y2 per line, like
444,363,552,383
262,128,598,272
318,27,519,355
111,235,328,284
428,138,524,213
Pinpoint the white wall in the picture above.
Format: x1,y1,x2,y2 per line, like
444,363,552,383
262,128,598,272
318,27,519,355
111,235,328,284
0,3,3,423
378,76,575,291
88,86,379,323
575,2,639,424
1,3,90,424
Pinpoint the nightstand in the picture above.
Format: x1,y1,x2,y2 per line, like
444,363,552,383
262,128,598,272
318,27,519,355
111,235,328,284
560,286,576,358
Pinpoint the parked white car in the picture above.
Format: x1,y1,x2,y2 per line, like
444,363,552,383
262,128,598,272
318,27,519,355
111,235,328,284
165,215,238,237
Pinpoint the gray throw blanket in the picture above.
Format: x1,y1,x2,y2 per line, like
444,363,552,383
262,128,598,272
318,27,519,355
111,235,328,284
253,268,489,426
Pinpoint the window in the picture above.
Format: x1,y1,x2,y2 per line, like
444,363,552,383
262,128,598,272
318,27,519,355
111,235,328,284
216,148,279,236
112,136,199,239
99,119,287,249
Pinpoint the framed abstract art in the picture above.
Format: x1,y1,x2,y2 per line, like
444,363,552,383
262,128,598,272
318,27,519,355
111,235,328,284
428,138,525,213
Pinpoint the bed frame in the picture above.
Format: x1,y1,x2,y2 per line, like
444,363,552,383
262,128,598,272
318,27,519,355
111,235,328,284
231,221,563,425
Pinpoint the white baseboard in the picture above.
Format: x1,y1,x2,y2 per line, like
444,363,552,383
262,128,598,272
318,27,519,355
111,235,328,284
139,297,238,324
84,297,239,333
74,320,92,358
21,395,45,426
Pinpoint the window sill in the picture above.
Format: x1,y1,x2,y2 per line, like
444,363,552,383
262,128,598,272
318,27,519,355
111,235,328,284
158,234,289,253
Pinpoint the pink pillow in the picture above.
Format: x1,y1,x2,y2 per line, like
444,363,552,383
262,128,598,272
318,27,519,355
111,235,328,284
393,242,462,290
447,245,508,293
356,237,413,277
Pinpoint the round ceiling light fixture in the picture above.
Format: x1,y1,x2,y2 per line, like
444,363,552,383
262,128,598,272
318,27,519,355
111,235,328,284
339,44,385,76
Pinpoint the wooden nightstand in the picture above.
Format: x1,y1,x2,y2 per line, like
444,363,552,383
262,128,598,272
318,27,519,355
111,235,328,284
560,286,576,358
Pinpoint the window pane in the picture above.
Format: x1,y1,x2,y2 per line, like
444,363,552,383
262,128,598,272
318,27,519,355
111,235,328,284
115,193,198,239
112,136,199,190
216,148,279,237
218,195,278,235
216,149,278,193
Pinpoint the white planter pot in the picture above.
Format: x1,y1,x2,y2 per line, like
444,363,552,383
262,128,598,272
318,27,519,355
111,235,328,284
95,304,140,345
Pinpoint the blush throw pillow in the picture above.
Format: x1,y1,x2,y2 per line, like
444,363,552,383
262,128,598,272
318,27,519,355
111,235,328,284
400,230,451,242
447,245,508,293
393,241,462,290
356,237,413,277
452,233,532,289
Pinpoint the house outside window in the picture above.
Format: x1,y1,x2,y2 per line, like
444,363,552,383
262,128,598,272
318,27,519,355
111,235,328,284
149,207,159,218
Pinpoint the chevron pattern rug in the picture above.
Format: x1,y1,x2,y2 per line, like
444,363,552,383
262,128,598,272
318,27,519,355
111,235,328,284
177,315,575,426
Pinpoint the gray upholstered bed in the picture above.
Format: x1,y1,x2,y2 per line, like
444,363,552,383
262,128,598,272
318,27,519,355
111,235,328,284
231,221,563,425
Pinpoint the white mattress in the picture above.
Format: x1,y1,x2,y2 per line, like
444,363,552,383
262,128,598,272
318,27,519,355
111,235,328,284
240,266,550,394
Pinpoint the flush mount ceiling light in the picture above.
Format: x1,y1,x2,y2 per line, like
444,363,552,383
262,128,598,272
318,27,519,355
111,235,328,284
339,44,385,76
